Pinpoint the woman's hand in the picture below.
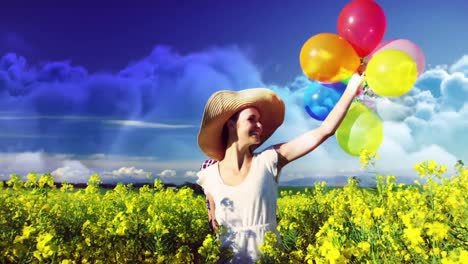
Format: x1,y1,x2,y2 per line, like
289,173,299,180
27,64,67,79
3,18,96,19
210,219,219,233
346,73,366,94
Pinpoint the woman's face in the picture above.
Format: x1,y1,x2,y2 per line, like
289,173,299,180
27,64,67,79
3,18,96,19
232,107,263,145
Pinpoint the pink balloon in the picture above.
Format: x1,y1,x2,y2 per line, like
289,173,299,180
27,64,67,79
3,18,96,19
367,39,426,76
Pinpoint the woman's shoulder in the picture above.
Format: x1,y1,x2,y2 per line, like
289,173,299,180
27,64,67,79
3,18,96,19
196,160,220,195
200,159,218,170
254,145,281,181
196,160,218,185
255,145,278,158
254,145,279,165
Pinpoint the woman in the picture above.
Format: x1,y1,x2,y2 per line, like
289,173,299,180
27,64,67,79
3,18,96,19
196,73,365,263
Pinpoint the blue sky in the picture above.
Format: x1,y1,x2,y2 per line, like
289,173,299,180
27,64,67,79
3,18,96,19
0,0,467,185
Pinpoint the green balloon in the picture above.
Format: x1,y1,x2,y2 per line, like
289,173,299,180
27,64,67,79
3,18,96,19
336,102,383,156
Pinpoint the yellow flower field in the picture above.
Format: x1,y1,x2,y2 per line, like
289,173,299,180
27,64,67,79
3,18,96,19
1,155,467,263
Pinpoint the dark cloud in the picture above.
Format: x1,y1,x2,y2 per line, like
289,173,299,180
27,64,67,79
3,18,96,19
0,53,31,96
37,61,88,83
119,45,263,121
0,45,263,158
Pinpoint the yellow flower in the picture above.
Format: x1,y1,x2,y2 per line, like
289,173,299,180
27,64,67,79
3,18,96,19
424,222,450,241
360,149,379,169
400,213,413,228
85,238,91,246
404,227,424,246
440,165,448,173
14,225,36,243
382,225,390,233
358,241,371,252
458,250,468,262
372,207,385,218
404,253,411,261
34,233,55,260
427,160,437,171
413,163,426,177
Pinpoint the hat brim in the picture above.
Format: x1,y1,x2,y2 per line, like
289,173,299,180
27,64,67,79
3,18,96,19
198,88,285,161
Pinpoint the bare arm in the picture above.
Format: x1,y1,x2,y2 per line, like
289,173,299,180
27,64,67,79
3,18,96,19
275,73,365,170
206,193,218,233
200,160,219,233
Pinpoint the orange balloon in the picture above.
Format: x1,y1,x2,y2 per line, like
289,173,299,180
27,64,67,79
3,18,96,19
300,33,361,83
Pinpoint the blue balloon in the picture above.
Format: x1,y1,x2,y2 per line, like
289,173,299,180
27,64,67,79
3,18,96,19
304,81,346,121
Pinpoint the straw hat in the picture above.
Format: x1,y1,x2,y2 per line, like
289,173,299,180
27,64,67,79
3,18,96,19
198,88,285,161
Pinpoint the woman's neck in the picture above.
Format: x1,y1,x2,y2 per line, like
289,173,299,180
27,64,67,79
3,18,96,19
222,142,253,172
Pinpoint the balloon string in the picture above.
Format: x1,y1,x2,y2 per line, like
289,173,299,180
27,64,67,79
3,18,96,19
353,56,378,103
359,56,377,98
361,56,368,64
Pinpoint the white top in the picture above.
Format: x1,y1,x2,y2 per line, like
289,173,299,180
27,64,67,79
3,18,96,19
196,146,281,263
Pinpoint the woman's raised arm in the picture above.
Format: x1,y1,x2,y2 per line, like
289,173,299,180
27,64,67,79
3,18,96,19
274,73,366,170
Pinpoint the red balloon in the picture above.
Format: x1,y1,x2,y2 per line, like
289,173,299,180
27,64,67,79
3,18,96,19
337,0,386,57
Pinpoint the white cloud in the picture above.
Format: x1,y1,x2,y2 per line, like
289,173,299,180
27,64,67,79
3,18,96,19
284,172,305,180
104,120,194,129
382,121,414,151
376,97,412,121
87,153,106,160
101,166,151,184
158,169,176,177
51,160,91,183
0,152,161,184
185,170,197,177
414,69,448,97
449,55,468,75
440,73,468,111
376,138,458,175
111,166,148,178
414,101,435,120
0,151,46,177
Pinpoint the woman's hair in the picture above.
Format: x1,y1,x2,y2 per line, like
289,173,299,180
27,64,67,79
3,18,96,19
221,111,240,149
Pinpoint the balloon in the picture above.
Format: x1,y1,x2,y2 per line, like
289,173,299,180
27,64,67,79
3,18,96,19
299,33,360,83
304,81,346,121
365,49,418,97
341,76,351,85
337,0,386,57
368,38,425,76
336,101,383,156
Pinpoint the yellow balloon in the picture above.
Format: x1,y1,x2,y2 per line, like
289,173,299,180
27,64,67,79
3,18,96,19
299,33,360,83
336,102,383,156
365,49,418,97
